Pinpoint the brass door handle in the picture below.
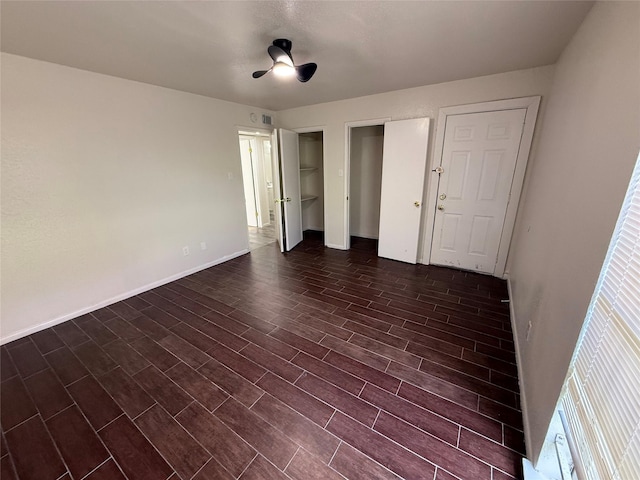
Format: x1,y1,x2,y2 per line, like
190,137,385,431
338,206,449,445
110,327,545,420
437,204,445,211
414,201,421,207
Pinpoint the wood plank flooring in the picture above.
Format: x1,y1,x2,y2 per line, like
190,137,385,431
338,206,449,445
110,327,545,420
0,235,525,480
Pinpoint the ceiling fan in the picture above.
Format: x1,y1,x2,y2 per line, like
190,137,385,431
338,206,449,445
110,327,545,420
252,39,317,83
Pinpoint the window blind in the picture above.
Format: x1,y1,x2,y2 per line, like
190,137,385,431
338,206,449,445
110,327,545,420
561,152,640,480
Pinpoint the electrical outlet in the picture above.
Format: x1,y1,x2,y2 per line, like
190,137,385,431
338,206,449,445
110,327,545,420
200,242,207,251
182,246,190,256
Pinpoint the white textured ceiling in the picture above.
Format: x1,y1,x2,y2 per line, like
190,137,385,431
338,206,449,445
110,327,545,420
1,1,593,111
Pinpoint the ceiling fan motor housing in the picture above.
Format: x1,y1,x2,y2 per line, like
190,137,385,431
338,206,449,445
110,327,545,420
273,38,293,55
252,38,317,82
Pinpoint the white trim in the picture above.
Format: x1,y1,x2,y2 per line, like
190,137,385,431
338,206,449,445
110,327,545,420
325,243,347,250
343,117,391,249
235,125,274,135
507,276,533,461
422,96,540,277
293,125,326,134
0,249,249,345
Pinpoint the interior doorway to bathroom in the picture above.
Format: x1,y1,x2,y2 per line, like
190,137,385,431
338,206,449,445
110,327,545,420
238,131,276,250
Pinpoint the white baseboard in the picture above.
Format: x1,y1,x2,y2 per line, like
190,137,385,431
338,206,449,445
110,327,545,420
507,277,533,461
325,243,347,250
0,249,249,345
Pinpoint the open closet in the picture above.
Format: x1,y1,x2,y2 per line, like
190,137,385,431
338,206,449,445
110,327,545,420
298,131,324,235
349,125,384,240
345,118,431,264
271,128,325,252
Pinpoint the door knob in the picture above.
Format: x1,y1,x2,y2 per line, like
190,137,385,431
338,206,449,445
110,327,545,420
414,201,421,207
439,193,447,200
437,204,445,211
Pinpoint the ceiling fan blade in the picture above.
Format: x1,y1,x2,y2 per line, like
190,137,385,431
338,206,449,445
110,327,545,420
295,63,317,82
268,45,292,65
252,69,270,79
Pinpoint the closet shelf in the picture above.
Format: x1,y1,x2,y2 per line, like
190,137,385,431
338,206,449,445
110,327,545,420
299,167,318,172
301,195,318,202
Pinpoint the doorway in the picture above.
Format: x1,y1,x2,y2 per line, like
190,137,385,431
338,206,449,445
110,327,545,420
269,128,326,252
238,131,276,250
298,131,324,240
344,118,389,250
345,118,431,264
348,125,384,246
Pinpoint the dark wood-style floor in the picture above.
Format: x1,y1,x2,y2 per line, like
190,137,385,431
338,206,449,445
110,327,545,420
0,235,525,480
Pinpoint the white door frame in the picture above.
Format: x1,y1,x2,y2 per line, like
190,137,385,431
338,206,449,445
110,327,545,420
237,126,273,137
422,96,540,278
343,118,391,250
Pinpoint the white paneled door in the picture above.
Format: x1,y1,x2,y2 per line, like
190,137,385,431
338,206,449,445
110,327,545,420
378,118,430,264
277,129,303,251
430,109,527,273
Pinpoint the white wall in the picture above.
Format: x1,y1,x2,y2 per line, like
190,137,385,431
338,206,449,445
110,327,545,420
1,53,273,343
506,2,640,462
277,65,555,250
350,125,384,239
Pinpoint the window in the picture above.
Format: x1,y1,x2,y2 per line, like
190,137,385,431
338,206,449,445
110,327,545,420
561,152,640,479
